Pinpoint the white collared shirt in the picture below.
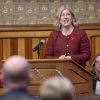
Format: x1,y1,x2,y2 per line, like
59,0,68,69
96,81,100,95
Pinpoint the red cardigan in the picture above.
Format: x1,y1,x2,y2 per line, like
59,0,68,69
44,27,91,67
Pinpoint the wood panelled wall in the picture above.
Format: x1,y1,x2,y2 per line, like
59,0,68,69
0,24,100,71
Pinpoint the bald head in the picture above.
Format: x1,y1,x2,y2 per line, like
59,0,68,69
2,55,30,83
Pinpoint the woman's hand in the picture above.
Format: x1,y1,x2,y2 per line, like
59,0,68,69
59,55,71,60
65,56,71,60
59,54,66,59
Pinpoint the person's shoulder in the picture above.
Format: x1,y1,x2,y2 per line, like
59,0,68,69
50,30,61,35
30,95,39,100
0,95,3,99
0,93,38,100
49,30,61,39
74,26,87,37
74,26,86,33
22,93,38,100
0,95,7,100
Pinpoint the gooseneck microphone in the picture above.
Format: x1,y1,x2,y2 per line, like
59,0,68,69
33,39,45,52
34,68,46,79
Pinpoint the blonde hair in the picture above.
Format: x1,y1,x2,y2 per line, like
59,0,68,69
40,76,75,100
54,5,77,30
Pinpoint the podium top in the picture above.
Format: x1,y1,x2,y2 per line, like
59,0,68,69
28,59,93,76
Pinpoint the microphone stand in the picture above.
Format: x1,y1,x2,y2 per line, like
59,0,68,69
37,46,40,59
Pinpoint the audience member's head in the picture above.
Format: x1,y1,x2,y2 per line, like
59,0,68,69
1,55,31,90
92,54,100,79
40,76,75,100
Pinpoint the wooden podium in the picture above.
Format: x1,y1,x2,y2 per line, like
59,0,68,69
0,59,93,100
28,59,93,100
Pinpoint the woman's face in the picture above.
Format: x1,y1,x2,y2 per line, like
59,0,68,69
95,56,100,75
60,9,73,27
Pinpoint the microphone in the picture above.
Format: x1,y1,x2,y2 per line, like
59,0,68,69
33,39,45,52
34,68,46,79
56,69,64,78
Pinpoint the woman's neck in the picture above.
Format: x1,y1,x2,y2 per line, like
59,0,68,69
61,25,74,36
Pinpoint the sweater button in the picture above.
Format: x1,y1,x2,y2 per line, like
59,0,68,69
66,45,69,47
67,53,69,55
